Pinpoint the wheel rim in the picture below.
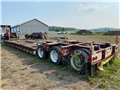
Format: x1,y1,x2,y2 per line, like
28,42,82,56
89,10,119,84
38,48,43,58
50,50,58,63
70,56,83,71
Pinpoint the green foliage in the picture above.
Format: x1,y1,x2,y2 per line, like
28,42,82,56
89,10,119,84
33,56,39,60
62,67,68,70
98,83,106,88
11,70,17,72
44,87,48,90
55,29,60,32
49,26,78,31
87,59,120,89
62,28,65,32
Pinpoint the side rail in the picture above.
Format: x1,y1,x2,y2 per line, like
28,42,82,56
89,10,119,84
3,41,36,55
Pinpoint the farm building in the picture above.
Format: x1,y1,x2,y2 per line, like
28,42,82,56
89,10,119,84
11,19,49,35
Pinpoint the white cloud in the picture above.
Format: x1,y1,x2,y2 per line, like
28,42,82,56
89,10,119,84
78,4,101,11
79,4,83,7
103,5,109,8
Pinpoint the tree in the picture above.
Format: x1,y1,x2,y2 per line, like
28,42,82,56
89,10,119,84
55,29,60,32
62,28,65,32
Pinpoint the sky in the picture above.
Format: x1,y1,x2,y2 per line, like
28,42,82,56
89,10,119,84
1,0,120,29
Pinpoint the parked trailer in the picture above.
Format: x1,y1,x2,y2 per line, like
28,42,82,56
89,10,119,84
3,38,119,76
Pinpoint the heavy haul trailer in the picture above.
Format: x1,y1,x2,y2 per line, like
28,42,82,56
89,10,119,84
3,38,119,76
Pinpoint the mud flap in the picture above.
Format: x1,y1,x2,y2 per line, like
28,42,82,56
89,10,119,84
91,64,97,76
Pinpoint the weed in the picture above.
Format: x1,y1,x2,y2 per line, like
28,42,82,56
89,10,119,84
49,64,53,67
101,78,106,82
31,84,37,87
98,83,106,88
21,73,25,75
33,56,39,60
11,70,17,72
16,65,19,67
20,67,27,70
79,77,82,80
1,82,7,87
15,84,18,86
4,57,7,59
62,67,67,70
88,76,94,84
30,71,35,73
44,87,48,90
4,68,7,71
45,73,49,75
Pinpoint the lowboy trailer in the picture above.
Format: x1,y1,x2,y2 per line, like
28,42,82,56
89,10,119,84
3,36,119,76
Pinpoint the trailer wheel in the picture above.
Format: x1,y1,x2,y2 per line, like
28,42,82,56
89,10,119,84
80,48,91,56
49,46,61,65
70,50,89,74
37,45,48,59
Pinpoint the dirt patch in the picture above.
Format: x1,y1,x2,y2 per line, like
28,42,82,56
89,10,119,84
1,34,119,90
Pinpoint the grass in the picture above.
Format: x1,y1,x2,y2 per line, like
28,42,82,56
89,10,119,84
39,58,70,71
11,69,17,72
44,87,48,90
21,73,25,75
98,83,106,88
88,59,120,89
4,57,7,59
92,34,120,44
19,67,27,70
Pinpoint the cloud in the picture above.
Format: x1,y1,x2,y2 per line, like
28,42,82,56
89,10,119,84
79,4,83,7
78,4,101,11
103,5,109,8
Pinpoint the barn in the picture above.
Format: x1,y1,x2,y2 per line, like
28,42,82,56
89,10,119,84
11,19,49,38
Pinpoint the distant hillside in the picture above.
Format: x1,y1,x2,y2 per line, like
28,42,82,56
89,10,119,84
88,27,120,32
49,26,120,32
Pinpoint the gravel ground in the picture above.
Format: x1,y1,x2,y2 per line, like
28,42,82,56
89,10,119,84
1,34,120,90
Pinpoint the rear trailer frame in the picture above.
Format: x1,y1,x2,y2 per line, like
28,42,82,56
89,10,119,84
3,39,119,76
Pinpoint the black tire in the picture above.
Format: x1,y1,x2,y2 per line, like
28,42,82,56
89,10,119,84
80,48,91,56
37,45,48,59
80,48,91,71
69,50,89,75
49,46,62,65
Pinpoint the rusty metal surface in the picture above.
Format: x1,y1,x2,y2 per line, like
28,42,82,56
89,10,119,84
3,40,43,55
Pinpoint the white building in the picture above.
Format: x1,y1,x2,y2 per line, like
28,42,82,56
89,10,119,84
11,19,49,35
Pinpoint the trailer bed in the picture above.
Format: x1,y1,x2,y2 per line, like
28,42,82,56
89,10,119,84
3,40,47,55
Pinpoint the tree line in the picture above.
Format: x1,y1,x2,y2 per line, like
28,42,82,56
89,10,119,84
49,26,78,32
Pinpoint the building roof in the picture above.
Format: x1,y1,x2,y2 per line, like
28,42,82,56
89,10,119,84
12,18,48,28
0,25,11,28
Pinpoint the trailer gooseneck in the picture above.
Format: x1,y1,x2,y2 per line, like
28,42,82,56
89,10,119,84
3,36,119,76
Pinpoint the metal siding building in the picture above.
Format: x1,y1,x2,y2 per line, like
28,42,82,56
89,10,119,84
11,19,49,35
